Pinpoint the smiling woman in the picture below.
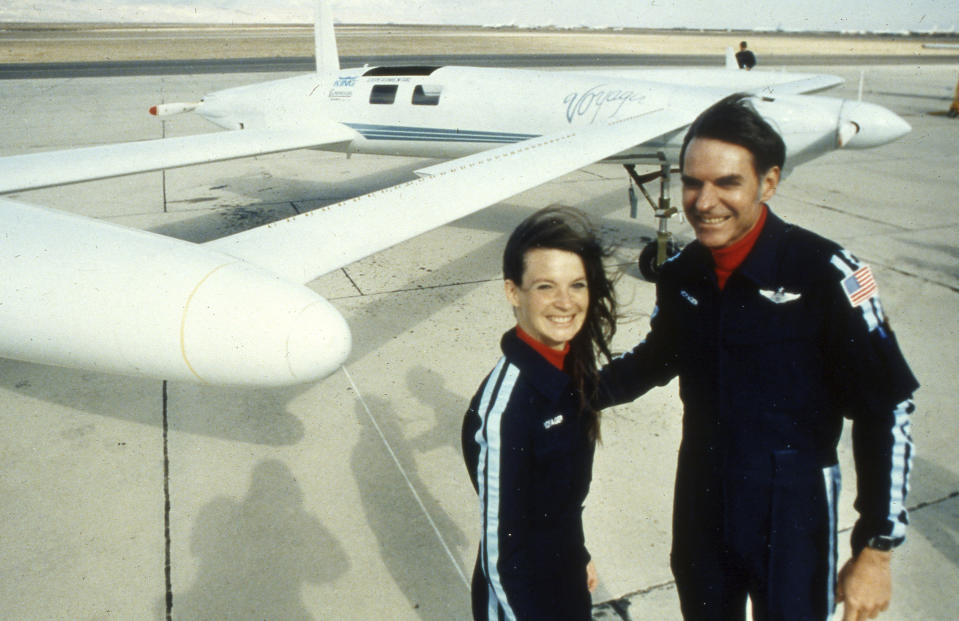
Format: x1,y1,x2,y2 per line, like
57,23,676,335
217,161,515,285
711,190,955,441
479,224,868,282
504,247,588,351
461,205,617,620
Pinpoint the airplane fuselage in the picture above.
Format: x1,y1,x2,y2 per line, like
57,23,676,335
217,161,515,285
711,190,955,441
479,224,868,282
198,65,691,161
328,66,687,160
195,64,909,170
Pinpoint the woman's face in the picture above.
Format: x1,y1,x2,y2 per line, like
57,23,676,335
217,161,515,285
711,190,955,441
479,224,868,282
505,248,588,351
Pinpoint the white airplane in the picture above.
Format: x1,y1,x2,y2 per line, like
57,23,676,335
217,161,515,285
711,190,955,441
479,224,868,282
0,2,910,388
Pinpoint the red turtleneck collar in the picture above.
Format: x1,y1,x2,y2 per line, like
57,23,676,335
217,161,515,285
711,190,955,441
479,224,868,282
516,326,569,371
711,204,768,290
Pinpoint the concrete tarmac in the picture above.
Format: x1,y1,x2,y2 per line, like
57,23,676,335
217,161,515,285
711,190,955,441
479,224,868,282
0,57,957,619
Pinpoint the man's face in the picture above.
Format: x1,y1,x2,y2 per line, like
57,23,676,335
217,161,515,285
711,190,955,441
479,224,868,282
681,137,780,249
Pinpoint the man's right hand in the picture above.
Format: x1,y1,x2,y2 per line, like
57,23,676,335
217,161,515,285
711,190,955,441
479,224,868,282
836,547,892,621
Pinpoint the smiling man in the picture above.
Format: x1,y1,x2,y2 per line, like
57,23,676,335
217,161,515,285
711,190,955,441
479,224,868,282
600,94,918,621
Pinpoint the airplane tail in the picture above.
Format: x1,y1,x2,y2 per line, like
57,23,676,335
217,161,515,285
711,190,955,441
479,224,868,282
315,0,340,77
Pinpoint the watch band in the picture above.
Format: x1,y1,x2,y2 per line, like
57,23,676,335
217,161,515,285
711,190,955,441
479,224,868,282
865,535,898,551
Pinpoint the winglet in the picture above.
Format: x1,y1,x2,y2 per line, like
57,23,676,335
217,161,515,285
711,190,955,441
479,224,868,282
725,46,737,70
315,0,340,77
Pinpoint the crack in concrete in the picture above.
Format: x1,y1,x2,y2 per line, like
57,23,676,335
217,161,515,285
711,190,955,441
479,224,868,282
588,491,959,619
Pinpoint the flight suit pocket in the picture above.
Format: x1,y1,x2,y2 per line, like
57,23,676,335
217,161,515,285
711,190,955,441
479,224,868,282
722,299,824,415
532,411,577,489
766,450,832,616
533,412,574,455
722,294,817,345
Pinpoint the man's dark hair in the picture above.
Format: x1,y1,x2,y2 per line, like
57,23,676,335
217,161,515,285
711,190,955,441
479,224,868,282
679,93,785,175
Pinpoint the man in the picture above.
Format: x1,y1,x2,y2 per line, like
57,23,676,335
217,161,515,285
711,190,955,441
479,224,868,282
600,94,917,620
736,41,757,70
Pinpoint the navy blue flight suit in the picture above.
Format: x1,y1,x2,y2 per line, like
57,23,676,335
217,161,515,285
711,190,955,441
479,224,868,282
463,329,595,620
599,210,917,620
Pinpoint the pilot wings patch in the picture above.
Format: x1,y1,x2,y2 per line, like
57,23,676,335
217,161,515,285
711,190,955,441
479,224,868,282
759,287,801,304
841,265,879,307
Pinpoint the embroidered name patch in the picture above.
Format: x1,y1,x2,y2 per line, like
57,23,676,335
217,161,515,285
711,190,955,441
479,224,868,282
680,290,699,306
841,265,878,307
544,414,564,429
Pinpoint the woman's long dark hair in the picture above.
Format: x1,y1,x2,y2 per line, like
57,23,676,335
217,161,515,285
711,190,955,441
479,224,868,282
503,205,617,440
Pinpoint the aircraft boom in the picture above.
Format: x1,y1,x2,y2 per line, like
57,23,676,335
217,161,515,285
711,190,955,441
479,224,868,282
0,198,350,385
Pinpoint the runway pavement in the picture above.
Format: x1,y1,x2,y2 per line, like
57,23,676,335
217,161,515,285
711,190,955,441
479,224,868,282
8,50,959,80
0,53,957,619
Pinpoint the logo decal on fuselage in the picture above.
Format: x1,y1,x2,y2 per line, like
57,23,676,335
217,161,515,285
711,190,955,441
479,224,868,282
329,76,358,100
563,84,647,123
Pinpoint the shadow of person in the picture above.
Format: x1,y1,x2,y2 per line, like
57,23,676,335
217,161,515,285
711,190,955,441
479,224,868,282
169,459,348,620
406,366,466,453
350,394,470,619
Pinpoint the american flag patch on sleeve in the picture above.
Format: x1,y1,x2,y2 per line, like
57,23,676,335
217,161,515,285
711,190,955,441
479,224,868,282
842,265,879,307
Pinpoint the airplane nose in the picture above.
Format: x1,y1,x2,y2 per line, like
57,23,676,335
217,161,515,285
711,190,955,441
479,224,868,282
838,100,911,149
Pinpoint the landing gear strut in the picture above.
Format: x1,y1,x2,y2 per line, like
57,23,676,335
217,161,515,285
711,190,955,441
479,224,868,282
949,72,959,118
625,152,681,282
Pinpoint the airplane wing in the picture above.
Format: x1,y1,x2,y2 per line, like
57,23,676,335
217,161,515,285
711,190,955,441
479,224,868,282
0,121,356,194
748,74,845,96
204,106,695,284
593,69,844,97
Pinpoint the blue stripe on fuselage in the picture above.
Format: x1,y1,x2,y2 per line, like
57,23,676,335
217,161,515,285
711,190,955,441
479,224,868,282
346,123,538,143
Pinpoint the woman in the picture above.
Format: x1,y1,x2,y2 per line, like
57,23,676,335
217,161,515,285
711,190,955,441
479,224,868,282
462,206,617,620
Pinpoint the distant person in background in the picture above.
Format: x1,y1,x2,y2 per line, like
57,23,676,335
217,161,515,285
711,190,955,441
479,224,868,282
736,40,757,69
462,206,618,620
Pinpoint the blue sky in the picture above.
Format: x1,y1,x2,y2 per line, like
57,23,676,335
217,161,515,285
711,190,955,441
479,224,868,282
1,1,955,33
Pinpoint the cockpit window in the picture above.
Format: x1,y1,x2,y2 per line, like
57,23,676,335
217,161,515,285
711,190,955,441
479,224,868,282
370,84,399,104
363,66,440,76
412,85,442,106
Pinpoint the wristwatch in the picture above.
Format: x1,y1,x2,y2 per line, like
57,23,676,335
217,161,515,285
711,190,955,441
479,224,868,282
865,535,898,551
